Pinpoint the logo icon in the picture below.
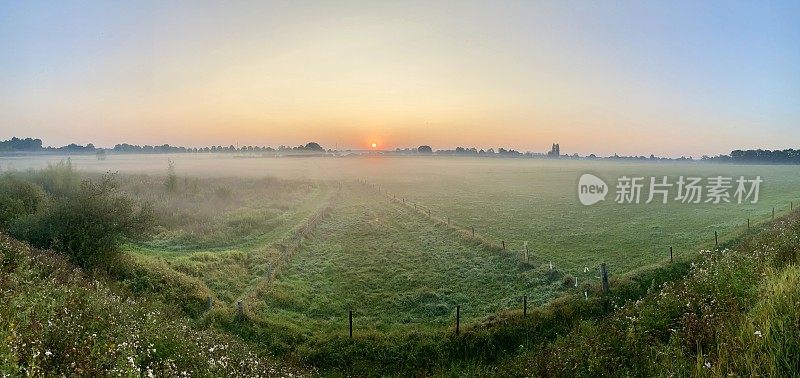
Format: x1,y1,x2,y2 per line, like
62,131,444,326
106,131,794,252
578,174,608,206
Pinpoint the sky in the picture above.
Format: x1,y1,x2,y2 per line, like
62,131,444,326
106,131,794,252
1,1,798,157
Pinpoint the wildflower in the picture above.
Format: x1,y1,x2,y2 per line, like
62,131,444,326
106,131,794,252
704,362,712,369
45,350,52,357
754,330,763,337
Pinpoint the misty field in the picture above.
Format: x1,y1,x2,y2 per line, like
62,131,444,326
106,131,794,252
2,155,797,329
3,154,800,375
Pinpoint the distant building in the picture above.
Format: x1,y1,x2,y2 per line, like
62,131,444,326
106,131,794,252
548,143,560,157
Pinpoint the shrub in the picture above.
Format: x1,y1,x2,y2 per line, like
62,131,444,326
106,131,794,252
562,274,576,287
0,176,45,227
31,159,80,196
9,174,154,269
164,159,177,193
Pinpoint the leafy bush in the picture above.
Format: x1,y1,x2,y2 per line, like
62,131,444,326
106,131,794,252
30,159,80,196
10,174,154,268
0,176,45,227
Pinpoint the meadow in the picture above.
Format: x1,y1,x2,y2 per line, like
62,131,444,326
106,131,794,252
4,154,796,276
2,154,799,375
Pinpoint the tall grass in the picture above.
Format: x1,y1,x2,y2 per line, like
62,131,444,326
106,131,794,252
491,209,800,377
0,234,306,377
117,173,314,251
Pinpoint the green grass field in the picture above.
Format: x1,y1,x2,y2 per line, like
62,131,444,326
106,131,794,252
360,159,799,275
257,183,564,333
3,155,799,375
4,155,797,307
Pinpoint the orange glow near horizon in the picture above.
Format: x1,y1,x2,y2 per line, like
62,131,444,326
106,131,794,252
2,2,797,158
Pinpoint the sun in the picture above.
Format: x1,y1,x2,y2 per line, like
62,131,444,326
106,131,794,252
371,142,377,149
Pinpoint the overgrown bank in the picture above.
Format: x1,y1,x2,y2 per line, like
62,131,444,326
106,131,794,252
489,210,800,377
0,234,306,376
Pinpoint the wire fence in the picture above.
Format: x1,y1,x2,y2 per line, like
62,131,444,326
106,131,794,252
217,179,795,335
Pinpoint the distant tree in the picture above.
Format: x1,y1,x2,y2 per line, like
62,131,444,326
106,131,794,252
417,145,433,154
305,142,324,151
0,137,43,151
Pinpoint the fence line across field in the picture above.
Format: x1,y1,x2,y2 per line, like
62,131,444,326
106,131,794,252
225,180,797,336
360,178,793,260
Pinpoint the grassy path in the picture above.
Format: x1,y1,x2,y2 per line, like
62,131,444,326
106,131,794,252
128,182,334,257
254,183,565,333
126,182,338,303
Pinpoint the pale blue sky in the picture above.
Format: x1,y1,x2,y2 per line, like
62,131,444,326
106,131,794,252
1,1,798,156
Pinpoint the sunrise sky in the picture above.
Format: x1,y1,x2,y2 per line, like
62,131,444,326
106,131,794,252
1,1,798,156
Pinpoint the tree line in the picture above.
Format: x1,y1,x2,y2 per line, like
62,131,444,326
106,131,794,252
3,136,800,163
702,149,800,164
0,137,328,154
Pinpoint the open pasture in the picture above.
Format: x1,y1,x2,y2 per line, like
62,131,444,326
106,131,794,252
250,183,564,335
359,159,800,275
3,154,798,323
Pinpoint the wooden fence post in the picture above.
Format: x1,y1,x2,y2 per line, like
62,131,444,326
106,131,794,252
237,300,244,320
349,310,353,338
428,209,431,217
447,216,450,225
715,231,719,248
502,240,505,251
669,246,673,262
455,305,460,335
523,296,527,317
600,263,609,294
207,296,212,310
748,218,750,231
471,226,475,237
